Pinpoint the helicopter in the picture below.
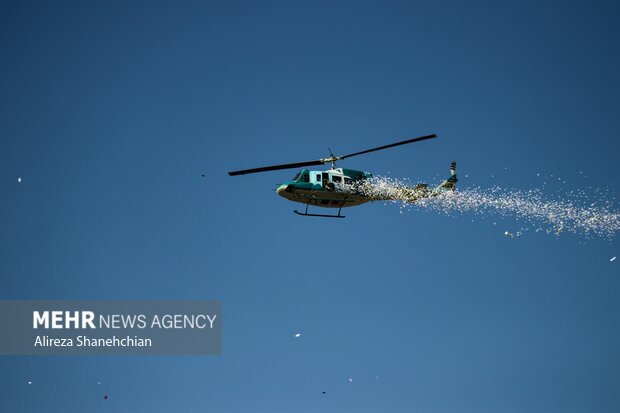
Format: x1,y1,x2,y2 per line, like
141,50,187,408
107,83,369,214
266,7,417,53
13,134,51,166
228,134,457,218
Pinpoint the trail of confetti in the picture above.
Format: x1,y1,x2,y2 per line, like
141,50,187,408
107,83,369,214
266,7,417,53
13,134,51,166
360,176,620,239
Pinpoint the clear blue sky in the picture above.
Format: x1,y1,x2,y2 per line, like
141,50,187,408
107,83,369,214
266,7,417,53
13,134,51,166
1,0,619,411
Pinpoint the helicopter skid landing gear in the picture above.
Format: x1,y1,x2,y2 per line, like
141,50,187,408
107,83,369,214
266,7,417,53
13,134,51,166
293,204,344,218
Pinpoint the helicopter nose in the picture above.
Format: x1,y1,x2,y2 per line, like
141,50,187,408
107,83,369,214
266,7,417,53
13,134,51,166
276,184,295,196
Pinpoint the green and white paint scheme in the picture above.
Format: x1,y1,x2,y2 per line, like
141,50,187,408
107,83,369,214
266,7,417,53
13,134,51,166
276,168,373,208
276,162,458,209
227,134,456,217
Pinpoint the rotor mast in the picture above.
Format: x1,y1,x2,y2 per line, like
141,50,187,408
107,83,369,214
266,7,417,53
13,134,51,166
322,148,340,169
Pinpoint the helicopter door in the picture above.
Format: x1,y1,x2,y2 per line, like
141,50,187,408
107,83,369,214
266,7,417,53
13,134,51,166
331,175,343,189
322,172,329,188
322,172,336,191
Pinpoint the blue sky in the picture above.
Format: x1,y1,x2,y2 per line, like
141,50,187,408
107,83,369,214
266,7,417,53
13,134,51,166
1,0,619,411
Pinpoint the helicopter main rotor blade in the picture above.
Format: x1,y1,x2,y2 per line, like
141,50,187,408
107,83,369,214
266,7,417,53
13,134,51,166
228,159,325,176
339,134,438,160
228,134,437,176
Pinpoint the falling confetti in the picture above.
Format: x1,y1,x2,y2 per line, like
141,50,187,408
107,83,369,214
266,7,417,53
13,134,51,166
348,378,353,383
356,176,620,239
17,177,21,183
27,381,32,385
294,333,301,338
504,231,513,238
104,395,108,400
611,257,617,262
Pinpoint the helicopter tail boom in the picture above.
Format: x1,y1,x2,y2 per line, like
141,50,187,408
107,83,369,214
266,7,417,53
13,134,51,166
362,161,457,203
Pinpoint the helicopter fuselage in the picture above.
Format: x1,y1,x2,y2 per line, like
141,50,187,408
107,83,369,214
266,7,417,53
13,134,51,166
227,134,454,218
275,167,372,208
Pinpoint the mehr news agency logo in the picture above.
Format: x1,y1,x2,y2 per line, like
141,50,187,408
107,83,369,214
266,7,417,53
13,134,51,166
32,310,217,348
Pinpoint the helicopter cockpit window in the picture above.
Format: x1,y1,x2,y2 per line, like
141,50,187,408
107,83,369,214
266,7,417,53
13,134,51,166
332,176,342,183
344,178,352,185
293,172,300,181
299,172,310,183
